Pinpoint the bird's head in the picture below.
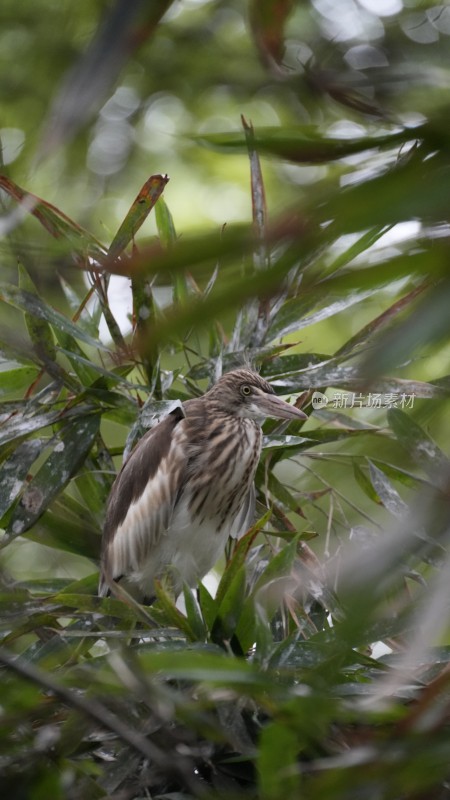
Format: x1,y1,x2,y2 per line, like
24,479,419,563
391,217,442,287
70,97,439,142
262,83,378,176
206,368,307,423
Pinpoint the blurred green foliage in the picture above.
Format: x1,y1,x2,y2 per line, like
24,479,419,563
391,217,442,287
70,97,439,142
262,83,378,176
1,0,450,797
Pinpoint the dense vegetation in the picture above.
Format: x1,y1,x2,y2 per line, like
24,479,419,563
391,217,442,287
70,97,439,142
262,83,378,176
1,1,450,797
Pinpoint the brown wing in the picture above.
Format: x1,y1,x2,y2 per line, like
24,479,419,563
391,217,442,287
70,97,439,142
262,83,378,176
98,406,186,596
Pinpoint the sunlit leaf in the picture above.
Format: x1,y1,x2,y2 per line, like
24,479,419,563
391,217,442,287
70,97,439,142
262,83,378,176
155,195,177,248
0,361,38,396
108,174,169,258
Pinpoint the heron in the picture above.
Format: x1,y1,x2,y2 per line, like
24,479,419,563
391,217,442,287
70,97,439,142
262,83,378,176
98,368,307,602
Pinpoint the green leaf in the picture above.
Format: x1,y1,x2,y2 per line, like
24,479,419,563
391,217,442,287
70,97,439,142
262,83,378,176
368,460,408,517
58,276,100,338
388,408,450,491
265,471,304,516
268,289,377,341
211,564,247,648
153,580,197,640
108,174,169,258
353,462,382,505
253,536,299,595
362,279,450,378
0,361,38,396
0,408,63,448
197,582,218,631
0,438,43,520
237,537,300,653
18,263,56,362
183,584,207,640
155,195,177,248
0,284,109,351
0,175,106,258
74,467,109,519
215,514,270,607
53,330,100,386
156,196,187,306
242,114,269,271
25,509,100,559
196,125,411,164
5,413,101,539
137,648,269,688
336,282,429,358
258,720,301,800
51,592,138,621
320,147,450,232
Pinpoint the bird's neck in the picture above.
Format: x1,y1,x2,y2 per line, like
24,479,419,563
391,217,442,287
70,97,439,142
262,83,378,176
185,399,261,429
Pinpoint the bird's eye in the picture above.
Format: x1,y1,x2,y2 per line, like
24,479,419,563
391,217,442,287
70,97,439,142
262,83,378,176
241,384,252,396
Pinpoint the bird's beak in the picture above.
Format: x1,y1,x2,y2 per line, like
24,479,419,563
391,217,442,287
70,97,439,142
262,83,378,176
256,392,308,421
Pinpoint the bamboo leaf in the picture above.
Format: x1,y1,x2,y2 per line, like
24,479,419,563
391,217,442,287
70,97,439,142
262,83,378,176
196,126,412,164
0,361,39,396
353,462,382,505
252,536,299,595
155,195,177,248
25,510,100,559
388,408,450,491
197,582,219,632
18,264,56,363
108,174,169,258
258,720,301,800
268,289,377,341
0,284,109,351
215,513,271,608
211,565,247,649
336,282,429,357
183,584,208,640
5,414,100,539
0,408,63,448
0,438,44,520
153,580,196,640
368,460,408,517
0,175,105,258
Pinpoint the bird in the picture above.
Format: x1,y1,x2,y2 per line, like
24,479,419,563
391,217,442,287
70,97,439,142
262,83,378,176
98,367,307,602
